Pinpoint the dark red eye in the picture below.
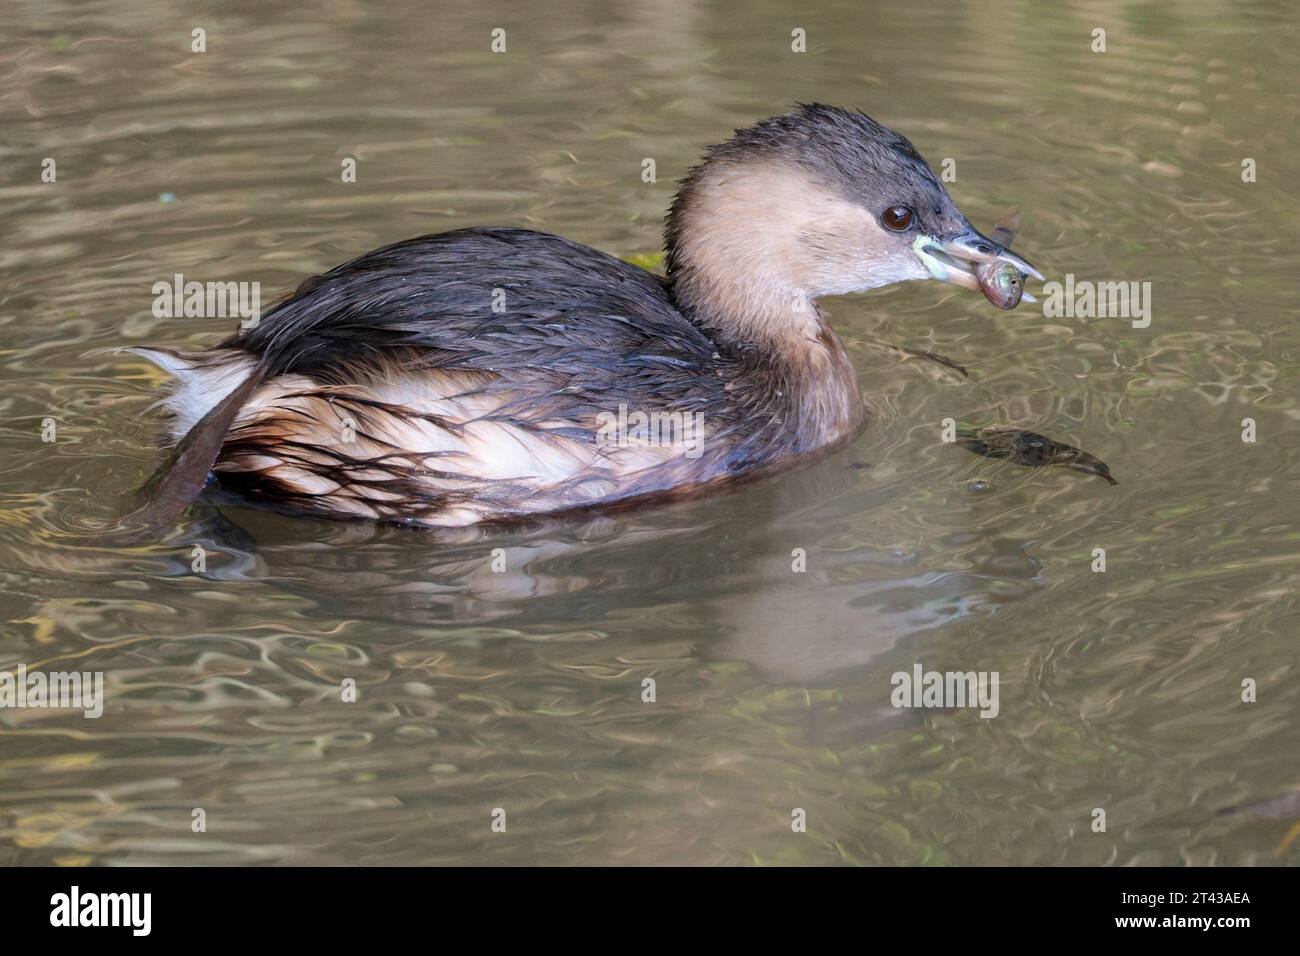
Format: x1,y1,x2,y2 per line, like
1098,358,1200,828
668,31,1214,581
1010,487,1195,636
882,205,915,231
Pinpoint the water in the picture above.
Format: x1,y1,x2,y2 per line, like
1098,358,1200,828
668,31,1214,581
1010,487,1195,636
1,0,1297,865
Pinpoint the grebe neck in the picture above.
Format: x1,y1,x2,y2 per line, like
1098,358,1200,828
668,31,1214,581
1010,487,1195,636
665,167,868,450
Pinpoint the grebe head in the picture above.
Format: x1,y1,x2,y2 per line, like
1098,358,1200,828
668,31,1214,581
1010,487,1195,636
665,104,1040,348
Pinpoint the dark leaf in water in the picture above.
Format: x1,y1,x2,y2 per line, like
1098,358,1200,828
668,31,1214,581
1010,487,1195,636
957,427,1117,485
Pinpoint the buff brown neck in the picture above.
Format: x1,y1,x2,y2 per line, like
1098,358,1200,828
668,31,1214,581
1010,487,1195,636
665,160,874,451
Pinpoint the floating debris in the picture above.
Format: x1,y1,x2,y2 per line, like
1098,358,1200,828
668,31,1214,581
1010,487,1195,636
1217,787,1300,820
1216,787,1300,857
958,427,1117,485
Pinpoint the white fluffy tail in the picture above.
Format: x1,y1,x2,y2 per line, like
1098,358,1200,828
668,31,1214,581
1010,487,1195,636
124,347,258,441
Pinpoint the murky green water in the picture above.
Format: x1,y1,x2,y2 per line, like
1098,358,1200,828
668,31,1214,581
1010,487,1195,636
1,0,1297,865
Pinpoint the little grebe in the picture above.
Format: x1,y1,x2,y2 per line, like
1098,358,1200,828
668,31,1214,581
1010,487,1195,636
132,104,1040,527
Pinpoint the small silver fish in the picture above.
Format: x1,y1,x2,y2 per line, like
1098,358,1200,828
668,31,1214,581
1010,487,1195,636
978,259,1026,310
977,212,1028,310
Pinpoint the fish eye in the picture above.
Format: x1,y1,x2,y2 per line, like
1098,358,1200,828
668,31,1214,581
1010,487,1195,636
881,204,915,232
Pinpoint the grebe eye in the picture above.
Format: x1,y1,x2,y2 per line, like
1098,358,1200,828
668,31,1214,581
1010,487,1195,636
882,205,915,231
